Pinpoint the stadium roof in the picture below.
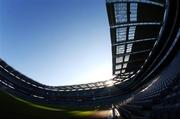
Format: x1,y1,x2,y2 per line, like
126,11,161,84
106,0,164,82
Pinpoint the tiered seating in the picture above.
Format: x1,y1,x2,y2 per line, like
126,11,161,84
114,51,180,119
150,77,180,119
115,73,179,119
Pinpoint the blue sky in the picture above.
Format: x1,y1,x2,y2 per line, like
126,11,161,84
0,0,113,86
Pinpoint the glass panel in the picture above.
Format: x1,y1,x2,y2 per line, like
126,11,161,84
115,71,120,75
116,45,125,54
115,64,122,70
116,57,123,63
123,63,127,68
126,44,132,53
130,3,138,22
122,69,125,73
114,3,127,23
116,27,127,42
128,26,136,40
124,55,130,62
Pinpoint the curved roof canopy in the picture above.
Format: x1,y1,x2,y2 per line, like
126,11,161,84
106,0,164,81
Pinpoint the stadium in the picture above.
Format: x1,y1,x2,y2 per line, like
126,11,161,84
0,0,179,119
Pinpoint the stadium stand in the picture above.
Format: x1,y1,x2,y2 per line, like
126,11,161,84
0,0,179,119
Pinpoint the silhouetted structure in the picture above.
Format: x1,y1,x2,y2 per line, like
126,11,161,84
0,0,179,119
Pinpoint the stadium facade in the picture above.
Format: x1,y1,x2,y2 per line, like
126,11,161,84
0,0,179,118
